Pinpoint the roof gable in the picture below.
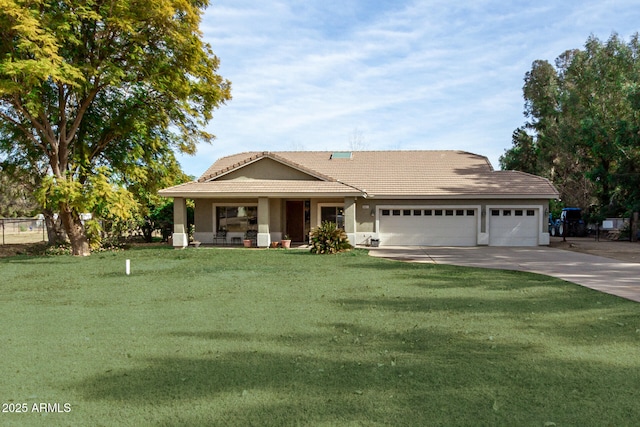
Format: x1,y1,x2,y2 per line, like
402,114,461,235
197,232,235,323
198,152,334,183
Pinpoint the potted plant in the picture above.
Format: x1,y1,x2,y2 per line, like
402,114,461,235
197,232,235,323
281,234,291,249
270,241,280,248
243,239,252,248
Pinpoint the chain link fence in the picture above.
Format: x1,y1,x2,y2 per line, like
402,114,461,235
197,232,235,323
1,217,47,245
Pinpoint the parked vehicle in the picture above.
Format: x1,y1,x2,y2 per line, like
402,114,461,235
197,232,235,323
559,208,587,237
548,214,561,236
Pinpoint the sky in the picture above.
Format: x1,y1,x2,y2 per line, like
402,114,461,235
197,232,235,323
177,0,640,177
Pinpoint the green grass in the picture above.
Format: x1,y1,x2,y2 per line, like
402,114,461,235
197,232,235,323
0,247,638,426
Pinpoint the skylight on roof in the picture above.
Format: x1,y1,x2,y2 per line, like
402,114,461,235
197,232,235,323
330,151,352,159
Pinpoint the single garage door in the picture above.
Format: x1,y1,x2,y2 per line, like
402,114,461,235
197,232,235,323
489,208,539,246
379,208,477,246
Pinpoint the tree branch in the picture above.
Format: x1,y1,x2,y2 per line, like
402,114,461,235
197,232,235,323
1,102,52,158
58,83,67,144
64,82,102,145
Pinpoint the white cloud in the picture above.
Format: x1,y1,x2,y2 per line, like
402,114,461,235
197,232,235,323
178,0,640,176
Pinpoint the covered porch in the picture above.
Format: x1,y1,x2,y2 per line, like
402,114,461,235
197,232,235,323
170,195,360,248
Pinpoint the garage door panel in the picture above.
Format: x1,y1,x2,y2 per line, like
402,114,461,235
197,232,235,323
379,209,477,246
489,209,539,246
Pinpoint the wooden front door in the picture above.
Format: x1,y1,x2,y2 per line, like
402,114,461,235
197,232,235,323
286,201,304,242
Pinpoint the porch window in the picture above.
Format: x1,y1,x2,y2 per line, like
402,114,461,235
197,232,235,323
216,206,257,232
321,206,344,229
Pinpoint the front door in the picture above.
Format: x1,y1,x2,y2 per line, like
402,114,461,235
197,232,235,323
286,201,304,242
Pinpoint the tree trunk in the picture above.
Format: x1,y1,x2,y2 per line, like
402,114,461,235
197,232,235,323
43,209,66,245
59,204,90,256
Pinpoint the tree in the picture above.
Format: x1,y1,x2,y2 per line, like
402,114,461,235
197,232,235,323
0,0,231,255
348,127,367,151
499,127,539,174
503,33,640,215
0,164,37,217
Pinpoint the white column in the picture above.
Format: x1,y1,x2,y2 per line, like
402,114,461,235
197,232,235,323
172,197,189,248
257,197,271,247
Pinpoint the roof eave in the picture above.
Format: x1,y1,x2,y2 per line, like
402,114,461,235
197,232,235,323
367,193,559,200
158,190,362,198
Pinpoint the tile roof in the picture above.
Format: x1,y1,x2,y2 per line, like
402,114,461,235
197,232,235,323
160,150,558,199
159,180,361,198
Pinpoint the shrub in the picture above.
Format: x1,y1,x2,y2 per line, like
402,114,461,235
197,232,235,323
44,244,72,256
310,221,352,254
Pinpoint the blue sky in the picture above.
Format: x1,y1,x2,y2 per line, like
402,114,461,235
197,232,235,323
177,0,640,177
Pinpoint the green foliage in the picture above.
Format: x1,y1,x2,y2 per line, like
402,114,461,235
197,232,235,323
499,127,540,174
35,168,138,223
310,221,352,254
143,200,174,242
503,33,640,216
42,244,72,256
0,166,37,217
0,0,231,255
84,219,102,251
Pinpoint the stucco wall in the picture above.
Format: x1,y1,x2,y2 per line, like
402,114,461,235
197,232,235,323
218,158,320,181
193,199,213,233
269,199,282,234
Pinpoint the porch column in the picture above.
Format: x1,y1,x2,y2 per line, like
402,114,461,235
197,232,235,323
257,197,271,247
173,197,189,248
344,197,357,245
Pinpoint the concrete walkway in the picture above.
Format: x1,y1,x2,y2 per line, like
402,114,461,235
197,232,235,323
368,246,640,303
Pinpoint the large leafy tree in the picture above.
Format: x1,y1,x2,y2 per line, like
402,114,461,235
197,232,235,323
0,0,231,255
501,33,640,216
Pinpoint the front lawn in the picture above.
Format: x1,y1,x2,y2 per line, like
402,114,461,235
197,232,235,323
0,247,638,426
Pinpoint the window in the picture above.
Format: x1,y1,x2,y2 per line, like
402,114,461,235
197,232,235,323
467,210,475,216
321,206,344,229
456,209,464,216
515,210,523,216
217,206,257,232
381,209,390,216
435,209,443,216
527,210,535,216
392,209,401,216
425,209,433,216
330,151,352,159
413,210,422,216
445,209,454,216
503,210,512,216
403,209,412,216
491,210,500,216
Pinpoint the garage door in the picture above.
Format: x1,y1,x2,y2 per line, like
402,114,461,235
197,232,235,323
489,208,539,246
379,208,477,246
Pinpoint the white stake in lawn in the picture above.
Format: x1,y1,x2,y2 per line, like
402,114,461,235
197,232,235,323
126,259,131,276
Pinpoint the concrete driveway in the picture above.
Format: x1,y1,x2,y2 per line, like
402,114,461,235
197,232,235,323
369,246,640,303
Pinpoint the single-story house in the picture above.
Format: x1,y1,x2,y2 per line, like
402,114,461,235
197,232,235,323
159,150,559,248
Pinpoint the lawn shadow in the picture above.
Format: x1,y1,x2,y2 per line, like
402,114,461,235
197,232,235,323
0,256,79,265
72,324,640,425
335,292,640,345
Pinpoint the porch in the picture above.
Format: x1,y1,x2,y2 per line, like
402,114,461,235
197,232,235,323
171,196,357,248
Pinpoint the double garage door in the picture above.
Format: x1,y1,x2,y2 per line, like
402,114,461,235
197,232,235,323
378,206,540,246
379,208,478,246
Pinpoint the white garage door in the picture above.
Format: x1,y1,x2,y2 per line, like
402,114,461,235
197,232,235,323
489,208,539,246
379,208,477,246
